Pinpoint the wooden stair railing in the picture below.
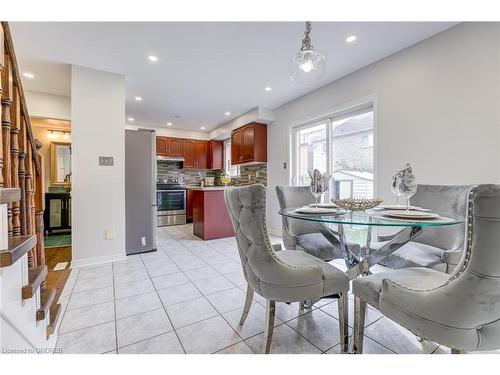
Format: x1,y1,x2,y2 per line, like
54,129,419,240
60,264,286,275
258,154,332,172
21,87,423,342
1,22,55,336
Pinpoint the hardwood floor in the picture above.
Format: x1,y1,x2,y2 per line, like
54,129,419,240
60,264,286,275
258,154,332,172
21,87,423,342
45,246,72,304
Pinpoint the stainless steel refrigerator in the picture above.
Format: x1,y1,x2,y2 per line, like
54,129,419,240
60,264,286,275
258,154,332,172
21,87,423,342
125,129,157,255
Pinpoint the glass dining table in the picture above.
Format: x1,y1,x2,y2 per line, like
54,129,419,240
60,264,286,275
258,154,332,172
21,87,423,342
278,208,464,280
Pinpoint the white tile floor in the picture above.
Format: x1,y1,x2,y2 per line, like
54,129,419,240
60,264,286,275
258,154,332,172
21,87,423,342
55,224,493,354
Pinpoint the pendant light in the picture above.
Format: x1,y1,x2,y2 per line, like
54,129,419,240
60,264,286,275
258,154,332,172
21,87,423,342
289,21,325,82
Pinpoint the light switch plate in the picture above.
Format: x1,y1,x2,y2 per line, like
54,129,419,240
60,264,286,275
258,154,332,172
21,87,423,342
99,156,114,166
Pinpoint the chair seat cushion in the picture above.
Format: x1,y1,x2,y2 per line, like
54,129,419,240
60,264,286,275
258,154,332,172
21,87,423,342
376,241,446,272
352,267,449,308
276,250,349,296
297,232,361,261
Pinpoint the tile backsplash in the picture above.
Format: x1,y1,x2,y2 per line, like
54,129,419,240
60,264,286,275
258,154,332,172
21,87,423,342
232,164,267,187
157,161,267,187
157,161,221,186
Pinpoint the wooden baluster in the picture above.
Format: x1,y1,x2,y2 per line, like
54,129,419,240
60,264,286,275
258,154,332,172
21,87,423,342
25,145,35,267
0,24,4,187
34,142,45,273
1,51,13,235
10,86,20,236
18,114,26,235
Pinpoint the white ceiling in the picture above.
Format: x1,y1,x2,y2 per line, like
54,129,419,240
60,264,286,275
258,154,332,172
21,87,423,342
10,22,456,131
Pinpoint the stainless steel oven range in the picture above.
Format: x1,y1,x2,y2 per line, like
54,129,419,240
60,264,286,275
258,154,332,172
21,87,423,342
156,177,186,226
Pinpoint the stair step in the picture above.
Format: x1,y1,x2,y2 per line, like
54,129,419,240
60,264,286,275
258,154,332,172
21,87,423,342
22,265,48,300
46,303,62,338
0,235,37,267
0,188,21,204
36,288,56,321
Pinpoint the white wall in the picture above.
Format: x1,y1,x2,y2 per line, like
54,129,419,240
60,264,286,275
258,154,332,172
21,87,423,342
71,65,126,267
267,22,500,234
25,90,71,120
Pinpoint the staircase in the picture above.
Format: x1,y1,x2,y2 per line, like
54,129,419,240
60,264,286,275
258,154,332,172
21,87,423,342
0,22,61,352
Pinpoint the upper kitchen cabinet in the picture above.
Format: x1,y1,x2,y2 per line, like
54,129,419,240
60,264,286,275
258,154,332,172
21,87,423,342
231,123,267,165
156,136,168,156
195,140,209,169
209,140,223,169
156,136,222,170
168,137,183,157
183,139,196,168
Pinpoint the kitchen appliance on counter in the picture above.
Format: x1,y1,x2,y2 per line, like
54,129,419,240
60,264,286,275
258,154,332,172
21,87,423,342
125,129,157,255
156,177,187,226
204,177,215,186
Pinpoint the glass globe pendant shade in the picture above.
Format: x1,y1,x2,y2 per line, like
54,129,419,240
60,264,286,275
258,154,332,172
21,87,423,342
289,49,325,82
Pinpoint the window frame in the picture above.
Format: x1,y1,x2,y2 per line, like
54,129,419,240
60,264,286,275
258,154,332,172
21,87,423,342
290,100,376,199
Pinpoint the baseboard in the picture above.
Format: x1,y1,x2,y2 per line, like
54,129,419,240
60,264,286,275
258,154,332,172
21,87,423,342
71,253,127,269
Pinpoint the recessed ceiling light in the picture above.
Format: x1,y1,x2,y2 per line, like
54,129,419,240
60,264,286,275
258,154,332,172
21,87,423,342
134,96,143,102
147,55,158,62
345,35,357,43
166,122,173,126
200,126,206,130
224,112,231,116
264,87,272,92
23,72,35,79
128,117,135,122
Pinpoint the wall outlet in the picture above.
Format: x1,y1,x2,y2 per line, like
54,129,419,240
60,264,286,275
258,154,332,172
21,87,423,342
141,236,146,247
105,227,115,240
283,162,287,170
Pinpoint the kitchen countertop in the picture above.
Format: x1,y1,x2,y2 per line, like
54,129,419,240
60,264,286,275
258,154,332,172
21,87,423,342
187,186,232,191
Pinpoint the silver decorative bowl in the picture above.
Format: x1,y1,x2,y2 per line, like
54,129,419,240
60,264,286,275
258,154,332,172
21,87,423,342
332,198,383,212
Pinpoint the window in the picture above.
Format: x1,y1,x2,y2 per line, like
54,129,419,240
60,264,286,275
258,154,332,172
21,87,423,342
223,139,240,177
292,106,374,200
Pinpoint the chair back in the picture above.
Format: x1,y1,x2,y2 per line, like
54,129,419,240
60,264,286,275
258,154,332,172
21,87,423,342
448,185,500,349
275,185,322,236
224,184,322,299
410,184,474,251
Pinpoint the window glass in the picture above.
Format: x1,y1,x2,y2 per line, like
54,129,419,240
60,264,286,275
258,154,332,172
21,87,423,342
331,111,374,199
224,139,240,177
296,123,327,185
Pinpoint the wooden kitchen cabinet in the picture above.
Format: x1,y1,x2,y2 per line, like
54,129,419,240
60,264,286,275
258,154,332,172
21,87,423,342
194,141,209,169
156,136,167,156
157,136,223,170
231,128,242,164
182,139,196,168
208,140,223,169
231,123,267,165
168,138,183,157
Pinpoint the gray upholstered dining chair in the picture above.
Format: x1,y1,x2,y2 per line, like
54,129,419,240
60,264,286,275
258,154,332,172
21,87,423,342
276,185,361,261
352,184,500,354
377,184,474,274
224,184,350,353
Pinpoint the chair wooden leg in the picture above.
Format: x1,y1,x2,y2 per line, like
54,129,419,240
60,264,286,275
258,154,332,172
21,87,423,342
451,348,465,354
239,284,254,325
353,296,366,354
263,300,275,354
337,292,349,353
